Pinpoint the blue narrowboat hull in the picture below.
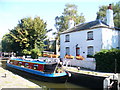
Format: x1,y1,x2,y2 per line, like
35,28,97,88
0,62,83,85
6,63,69,83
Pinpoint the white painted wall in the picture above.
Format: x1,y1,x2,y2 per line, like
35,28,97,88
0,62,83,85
101,28,119,49
60,27,120,70
62,58,96,70
60,28,120,59
60,28,103,59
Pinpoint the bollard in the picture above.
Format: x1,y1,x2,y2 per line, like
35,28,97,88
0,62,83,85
103,77,110,89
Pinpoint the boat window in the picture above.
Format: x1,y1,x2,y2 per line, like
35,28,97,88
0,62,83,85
10,60,13,64
25,63,29,67
33,64,38,70
18,62,22,66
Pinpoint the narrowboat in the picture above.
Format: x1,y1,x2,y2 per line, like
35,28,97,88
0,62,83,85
6,57,69,83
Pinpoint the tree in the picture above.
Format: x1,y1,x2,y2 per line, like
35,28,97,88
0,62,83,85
7,16,47,56
0,41,2,52
1,34,14,52
54,4,85,54
96,1,120,28
55,4,85,32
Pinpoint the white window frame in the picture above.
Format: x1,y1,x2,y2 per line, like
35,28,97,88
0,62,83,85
87,46,94,55
87,31,93,40
65,47,70,55
65,34,70,42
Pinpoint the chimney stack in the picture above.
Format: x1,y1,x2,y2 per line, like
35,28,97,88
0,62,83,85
68,18,74,29
106,4,114,28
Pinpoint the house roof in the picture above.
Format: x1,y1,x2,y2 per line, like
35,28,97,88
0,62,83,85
61,19,115,34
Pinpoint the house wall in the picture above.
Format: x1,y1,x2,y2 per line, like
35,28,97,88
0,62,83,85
60,28,120,70
60,28,103,59
101,28,119,49
62,58,96,70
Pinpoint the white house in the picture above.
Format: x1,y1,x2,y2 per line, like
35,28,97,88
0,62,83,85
60,4,120,68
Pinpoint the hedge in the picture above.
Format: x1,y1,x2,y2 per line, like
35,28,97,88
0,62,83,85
94,49,120,73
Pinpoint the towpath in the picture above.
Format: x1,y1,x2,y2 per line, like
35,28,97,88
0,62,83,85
0,60,41,89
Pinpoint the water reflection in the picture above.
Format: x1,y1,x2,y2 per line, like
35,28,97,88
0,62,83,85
28,78,85,89
0,60,91,89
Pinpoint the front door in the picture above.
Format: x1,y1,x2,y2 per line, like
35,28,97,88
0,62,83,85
76,47,80,56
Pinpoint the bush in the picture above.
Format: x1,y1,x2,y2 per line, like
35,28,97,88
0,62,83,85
31,49,40,59
87,54,94,58
94,49,120,73
22,49,31,55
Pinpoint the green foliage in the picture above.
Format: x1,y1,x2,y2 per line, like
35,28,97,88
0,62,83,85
55,3,85,32
31,49,40,59
94,49,120,73
2,16,47,55
54,4,85,53
22,49,31,55
96,1,120,28
87,54,94,58
10,17,47,50
1,34,19,52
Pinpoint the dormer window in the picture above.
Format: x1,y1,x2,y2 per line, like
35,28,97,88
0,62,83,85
65,34,70,42
87,31,93,40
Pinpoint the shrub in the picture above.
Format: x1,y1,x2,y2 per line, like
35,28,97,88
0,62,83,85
87,54,94,58
31,49,40,59
22,49,31,56
94,49,120,73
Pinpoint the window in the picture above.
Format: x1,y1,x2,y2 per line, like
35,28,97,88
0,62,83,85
87,31,93,40
87,46,94,56
33,64,38,70
18,62,22,66
66,47,70,55
25,63,29,67
65,34,70,42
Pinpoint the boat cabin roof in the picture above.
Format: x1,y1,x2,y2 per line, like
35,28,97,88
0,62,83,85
10,58,56,65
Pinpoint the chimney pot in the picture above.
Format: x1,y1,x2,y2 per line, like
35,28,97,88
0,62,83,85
108,4,112,10
106,4,114,27
68,18,74,29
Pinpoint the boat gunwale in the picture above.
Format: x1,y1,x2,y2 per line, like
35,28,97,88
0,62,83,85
6,63,67,77
7,58,68,78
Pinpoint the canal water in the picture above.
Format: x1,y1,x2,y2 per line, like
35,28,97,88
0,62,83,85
1,60,92,89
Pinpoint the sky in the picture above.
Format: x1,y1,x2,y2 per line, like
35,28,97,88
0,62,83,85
0,0,119,40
